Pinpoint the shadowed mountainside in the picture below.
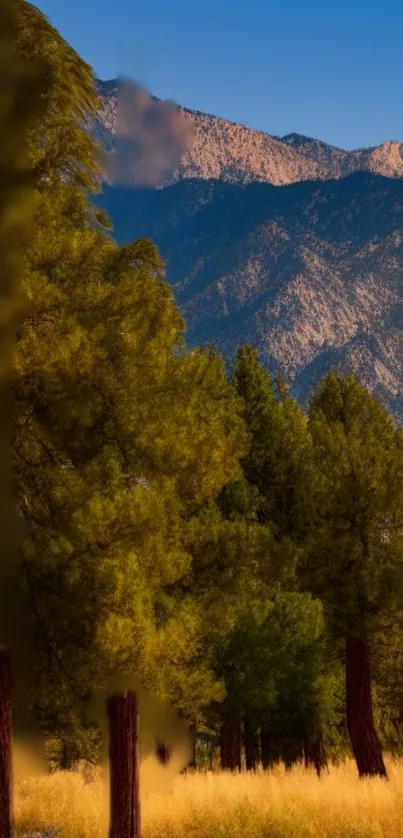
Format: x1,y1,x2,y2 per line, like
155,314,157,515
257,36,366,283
95,172,403,416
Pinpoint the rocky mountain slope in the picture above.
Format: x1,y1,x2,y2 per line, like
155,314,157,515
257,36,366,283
95,79,403,186
94,80,403,416
96,173,403,416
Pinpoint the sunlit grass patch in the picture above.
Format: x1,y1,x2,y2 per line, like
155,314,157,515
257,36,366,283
15,769,103,838
142,759,403,838
14,756,403,838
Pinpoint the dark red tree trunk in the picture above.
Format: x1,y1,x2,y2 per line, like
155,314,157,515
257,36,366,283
345,636,387,779
243,717,260,771
220,709,241,771
132,695,140,838
0,649,13,838
108,691,140,838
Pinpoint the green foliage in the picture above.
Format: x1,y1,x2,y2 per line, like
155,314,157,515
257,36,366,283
14,3,249,759
163,503,274,724
0,0,50,733
302,372,403,639
17,198,247,742
228,345,315,542
216,472,261,523
371,610,403,755
17,1,105,192
210,348,342,760
0,0,47,390
214,589,343,754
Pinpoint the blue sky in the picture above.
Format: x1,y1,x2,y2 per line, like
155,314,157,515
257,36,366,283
36,0,403,150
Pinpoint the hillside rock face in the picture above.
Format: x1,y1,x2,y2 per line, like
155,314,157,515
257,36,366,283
94,80,403,416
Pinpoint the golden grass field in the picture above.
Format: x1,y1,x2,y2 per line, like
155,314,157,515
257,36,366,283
14,756,403,838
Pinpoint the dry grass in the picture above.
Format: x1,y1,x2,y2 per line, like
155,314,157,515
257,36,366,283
14,756,403,838
15,769,103,838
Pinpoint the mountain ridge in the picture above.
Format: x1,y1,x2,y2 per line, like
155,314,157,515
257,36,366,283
95,78,403,187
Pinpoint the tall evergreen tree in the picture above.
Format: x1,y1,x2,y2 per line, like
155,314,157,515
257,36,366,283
213,346,335,770
17,1,105,193
302,372,403,778
14,3,250,763
0,2,50,774
0,0,47,585
224,344,315,543
213,586,341,775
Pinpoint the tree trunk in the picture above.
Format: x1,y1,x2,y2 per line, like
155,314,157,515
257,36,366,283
132,695,140,838
59,739,77,771
108,691,140,838
208,738,214,771
220,708,241,771
304,731,328,777
189,723,196,769
0,649,13,838
345,636,387,779
243,717,260,771
180,718,196,774
260,729,280,770
283,739,303,772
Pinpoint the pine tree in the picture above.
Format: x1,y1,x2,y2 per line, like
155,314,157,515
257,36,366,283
0,0,47,578
17,1,105,193
226,344,316,543
302,372,403,778
211,346,336,771
215,588,339,774
14,4,249,762
0,6,56,792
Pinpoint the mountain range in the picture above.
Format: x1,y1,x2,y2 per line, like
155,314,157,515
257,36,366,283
93,79,403,416
95,79,403,186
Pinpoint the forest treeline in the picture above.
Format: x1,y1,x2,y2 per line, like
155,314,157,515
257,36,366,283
4,1,403,782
